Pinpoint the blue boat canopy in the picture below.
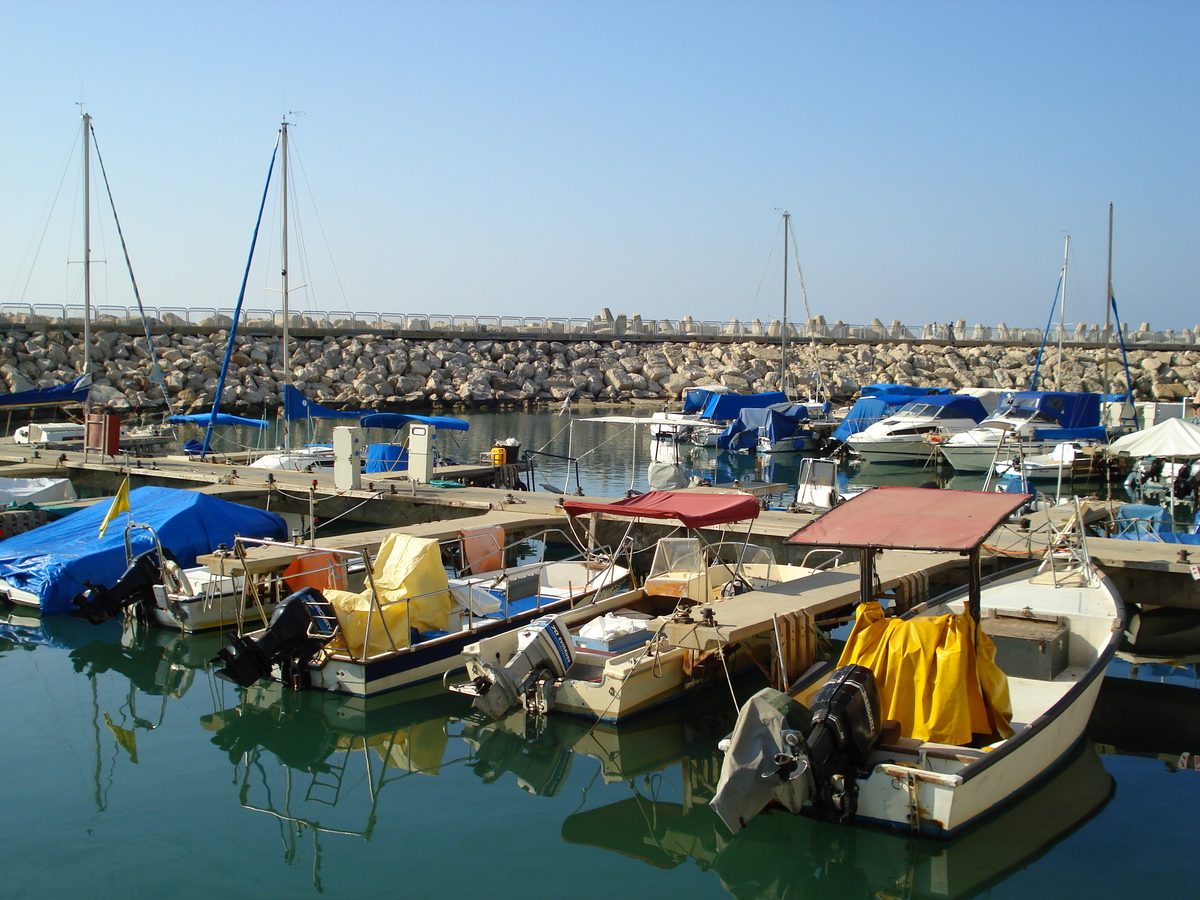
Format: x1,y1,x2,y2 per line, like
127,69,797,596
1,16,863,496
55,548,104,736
283,385,363,421
0,374,91,409
894,394,988,421
168,412,269,428
859,384,951,398
359,413,469,432
833,394,927,442
681,389,790,421
996,391,1101,429
0,486,288,615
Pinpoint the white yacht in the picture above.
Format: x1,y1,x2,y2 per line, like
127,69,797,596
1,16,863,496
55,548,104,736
844,395,987,463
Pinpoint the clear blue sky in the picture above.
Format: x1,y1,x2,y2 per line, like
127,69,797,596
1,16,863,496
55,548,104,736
2,1,1197,332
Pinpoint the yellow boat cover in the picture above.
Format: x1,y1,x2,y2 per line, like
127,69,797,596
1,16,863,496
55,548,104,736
837,601,1014,745
325,533,454,657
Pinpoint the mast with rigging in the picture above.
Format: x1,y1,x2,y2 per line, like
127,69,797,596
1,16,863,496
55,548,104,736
280,116,292,451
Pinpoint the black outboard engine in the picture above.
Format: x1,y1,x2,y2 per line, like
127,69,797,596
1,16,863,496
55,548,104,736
711,664,882,834
800,664,882,823
214,587,338,690
71,549,166,625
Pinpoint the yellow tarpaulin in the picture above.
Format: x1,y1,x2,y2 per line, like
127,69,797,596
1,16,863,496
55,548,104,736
837,601,1014,745
325,533,454,658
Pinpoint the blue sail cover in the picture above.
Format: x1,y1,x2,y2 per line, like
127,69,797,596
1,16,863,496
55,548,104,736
0,486,287,615
283,385,362,421
0,374,91,409
168,412,269,428
359,413,469,431
717,403,811,451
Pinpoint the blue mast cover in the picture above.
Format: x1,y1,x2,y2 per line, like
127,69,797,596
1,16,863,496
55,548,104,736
0,486,288,615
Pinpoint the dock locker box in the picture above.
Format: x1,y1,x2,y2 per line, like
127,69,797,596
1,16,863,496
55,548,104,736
981,613,1069,681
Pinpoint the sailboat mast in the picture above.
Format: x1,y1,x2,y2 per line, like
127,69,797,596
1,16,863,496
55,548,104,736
1057,235,1069,391
280,117,291,450
781,210,789,396
1103,204,1113,399
80,111,92,397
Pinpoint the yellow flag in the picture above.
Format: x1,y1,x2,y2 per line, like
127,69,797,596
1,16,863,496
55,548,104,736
97,477,131,538
103,711,138,764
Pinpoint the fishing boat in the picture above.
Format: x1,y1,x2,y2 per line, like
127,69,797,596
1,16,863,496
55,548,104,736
212,525,629,698
452,491,842,722
711,485,1124,838
844,394,989,463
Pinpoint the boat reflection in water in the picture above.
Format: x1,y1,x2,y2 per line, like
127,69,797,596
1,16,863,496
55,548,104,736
563,740,1114,899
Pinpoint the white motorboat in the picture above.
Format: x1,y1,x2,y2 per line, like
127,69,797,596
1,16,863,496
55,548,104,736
938,391,1106,472
711,486,1123,838
844,395,988,463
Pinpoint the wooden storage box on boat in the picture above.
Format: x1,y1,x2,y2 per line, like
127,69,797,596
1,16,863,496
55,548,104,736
981,612,1069,681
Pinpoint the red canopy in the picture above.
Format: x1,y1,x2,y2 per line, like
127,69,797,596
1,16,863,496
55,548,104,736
786,486,1029,552
562,491,760,529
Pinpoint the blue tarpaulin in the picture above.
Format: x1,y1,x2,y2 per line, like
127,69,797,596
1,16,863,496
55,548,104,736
0,375,91,409
717,403,812,451
283,385,363,421
0,486,287,615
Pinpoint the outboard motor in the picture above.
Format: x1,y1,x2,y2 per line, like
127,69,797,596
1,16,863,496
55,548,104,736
711,664,882,834
452,614,576,719
213,587,338,690
71,549,166,625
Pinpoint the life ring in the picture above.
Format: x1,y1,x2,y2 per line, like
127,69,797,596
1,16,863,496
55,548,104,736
161,559,194,597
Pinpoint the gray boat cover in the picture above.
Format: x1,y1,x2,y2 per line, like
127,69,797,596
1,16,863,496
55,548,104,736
711,687,812,835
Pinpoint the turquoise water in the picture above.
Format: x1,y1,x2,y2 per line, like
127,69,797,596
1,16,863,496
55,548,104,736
2,409,1194,899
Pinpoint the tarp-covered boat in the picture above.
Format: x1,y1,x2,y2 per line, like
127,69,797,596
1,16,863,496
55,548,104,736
0,486,288,614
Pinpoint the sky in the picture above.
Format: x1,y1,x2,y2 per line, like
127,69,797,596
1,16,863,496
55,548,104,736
2,1,1197,334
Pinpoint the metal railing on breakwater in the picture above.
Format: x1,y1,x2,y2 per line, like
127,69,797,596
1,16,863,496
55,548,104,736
3,302,1198,349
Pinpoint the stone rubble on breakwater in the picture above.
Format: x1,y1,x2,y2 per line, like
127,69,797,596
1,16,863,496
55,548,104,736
4,329,1197,415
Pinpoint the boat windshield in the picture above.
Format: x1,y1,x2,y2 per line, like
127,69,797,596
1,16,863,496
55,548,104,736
989,407,1059,425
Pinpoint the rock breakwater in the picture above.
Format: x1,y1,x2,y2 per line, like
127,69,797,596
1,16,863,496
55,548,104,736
3,330,1196,415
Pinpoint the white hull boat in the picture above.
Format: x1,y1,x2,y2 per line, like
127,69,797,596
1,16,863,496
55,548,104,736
711,487,1123,838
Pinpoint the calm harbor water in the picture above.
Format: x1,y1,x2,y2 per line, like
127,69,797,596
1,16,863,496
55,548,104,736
2,408,1195,899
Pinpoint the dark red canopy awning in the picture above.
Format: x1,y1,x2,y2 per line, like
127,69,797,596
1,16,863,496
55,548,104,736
786,486,1029,552
562,491,760,529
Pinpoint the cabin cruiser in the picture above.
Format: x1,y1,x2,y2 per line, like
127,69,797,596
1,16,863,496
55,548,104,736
844,395,988,463
938,391,1106,472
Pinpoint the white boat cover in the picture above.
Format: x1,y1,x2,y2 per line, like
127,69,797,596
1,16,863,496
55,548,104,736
0,476,77,505
1108,417,1200,459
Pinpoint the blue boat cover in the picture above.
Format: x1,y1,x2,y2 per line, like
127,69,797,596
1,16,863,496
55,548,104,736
717,402,812,451
168,412,269,428
359,413,469,432
833,394,925,442
708,391,790,421
0,486,288,615
1030,426,1108,442
859,384,951,398
283,385,363,421
0,374,91,409
902,394,988,421
996,391,1101,429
